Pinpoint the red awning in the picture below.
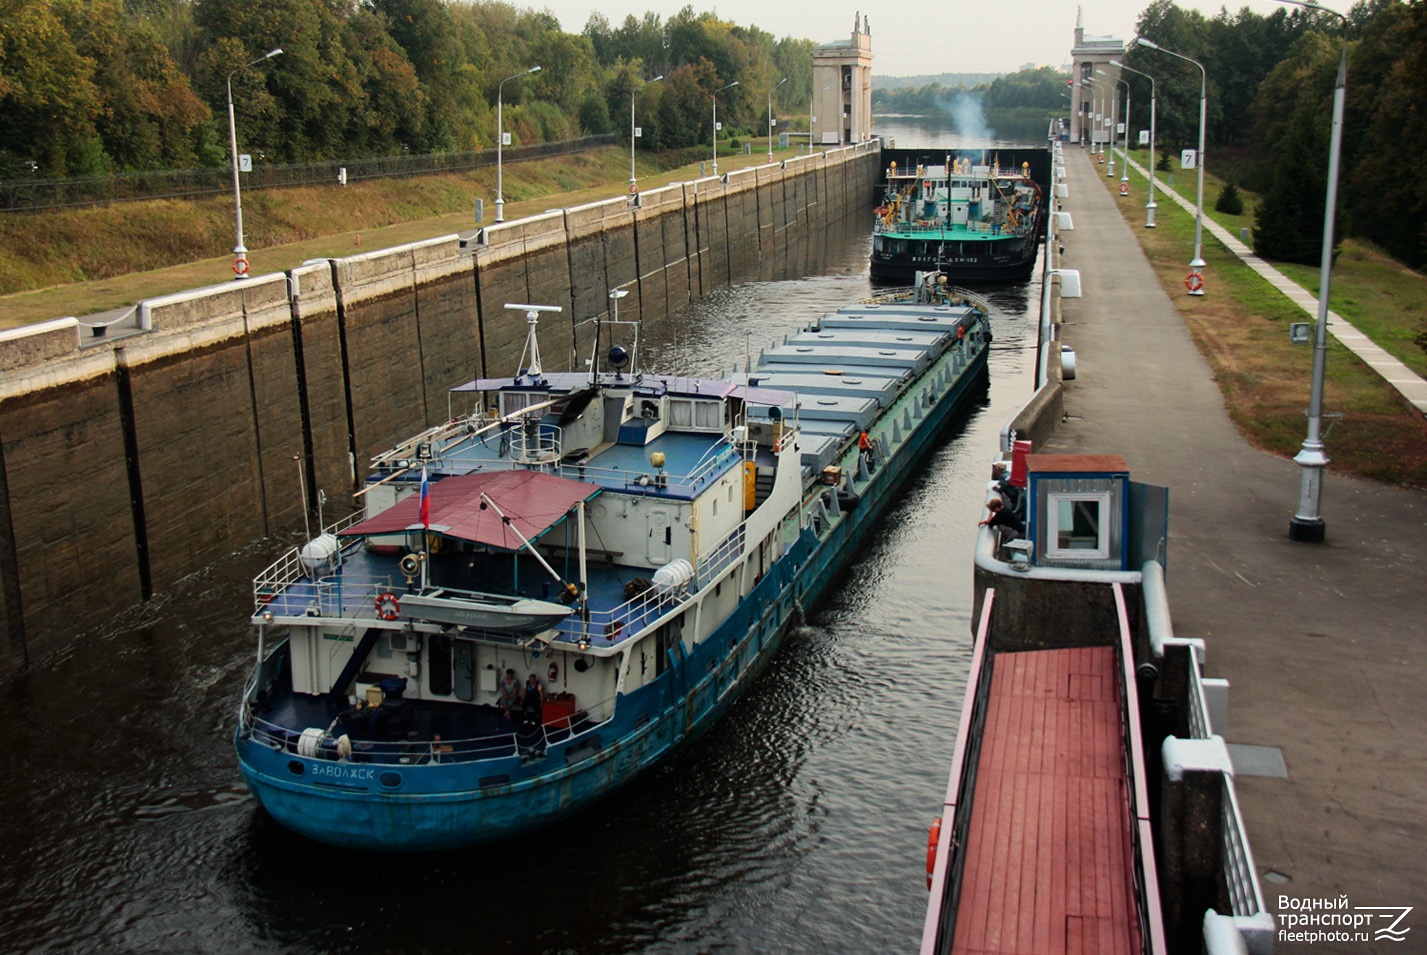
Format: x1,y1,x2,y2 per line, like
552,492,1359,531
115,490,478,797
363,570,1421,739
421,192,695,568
341,470,601,550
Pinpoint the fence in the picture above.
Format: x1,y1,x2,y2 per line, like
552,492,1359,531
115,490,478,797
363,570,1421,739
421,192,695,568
0,135,618,213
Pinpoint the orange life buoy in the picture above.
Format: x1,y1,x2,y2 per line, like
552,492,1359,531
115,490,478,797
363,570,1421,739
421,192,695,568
375,592,400,621
232,257,249,276
1185,271,1204,293
926,817,942,889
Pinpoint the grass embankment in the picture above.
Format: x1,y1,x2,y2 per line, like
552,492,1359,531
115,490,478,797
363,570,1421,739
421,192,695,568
0,142,757,328
1102,148,1427,488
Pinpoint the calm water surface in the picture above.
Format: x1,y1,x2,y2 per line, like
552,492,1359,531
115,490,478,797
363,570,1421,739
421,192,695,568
0,132,1044,954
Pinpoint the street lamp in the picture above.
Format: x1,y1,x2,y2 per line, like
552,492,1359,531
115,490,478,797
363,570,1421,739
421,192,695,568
1098,68,1131,184
767,76,787,162
630,74,663,196
226,48,282,280
1112,59,1158,227
712,81,738,175
1274,0,1348,542
811,85,832,153
496,65,541,223
1137,37,1207,290
1080,79,1103,159
1091,73,1116,176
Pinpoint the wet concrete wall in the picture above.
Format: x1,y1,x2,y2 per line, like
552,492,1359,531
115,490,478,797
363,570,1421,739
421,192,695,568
0,143,879,674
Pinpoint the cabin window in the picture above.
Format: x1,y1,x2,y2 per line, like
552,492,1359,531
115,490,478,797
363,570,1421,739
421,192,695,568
1046,492,1112,560
500,392,539,417
666,398,723,432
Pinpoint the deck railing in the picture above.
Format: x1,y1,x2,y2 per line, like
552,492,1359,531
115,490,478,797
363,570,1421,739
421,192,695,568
1113,583,1169,955
919,592,996,955
252,511,367,614
241,694,612,765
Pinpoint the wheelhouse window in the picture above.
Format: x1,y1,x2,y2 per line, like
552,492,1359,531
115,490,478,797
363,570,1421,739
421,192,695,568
500,391,541,417
1046,492,1111,560
666,398,724,432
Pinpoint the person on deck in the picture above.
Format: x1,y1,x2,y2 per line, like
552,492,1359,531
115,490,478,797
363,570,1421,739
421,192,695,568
978,497,1024,543
522,674,544,726
499,668,521,719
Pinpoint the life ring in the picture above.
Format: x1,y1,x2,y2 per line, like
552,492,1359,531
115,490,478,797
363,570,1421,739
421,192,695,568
232,257,249,276
548,662,559,682
926,817,942,889
375,592,400,621
629,182,638,195
1185,271,1204,293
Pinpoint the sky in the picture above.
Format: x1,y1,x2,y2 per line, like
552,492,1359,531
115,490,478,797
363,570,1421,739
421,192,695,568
543,0,1297,77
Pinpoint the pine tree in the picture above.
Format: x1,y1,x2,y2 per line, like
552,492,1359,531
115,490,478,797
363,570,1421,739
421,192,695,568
1252,125,1335,265
1215,181,1244,215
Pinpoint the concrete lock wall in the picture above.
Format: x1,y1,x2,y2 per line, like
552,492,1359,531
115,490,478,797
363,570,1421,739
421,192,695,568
0,143,879,674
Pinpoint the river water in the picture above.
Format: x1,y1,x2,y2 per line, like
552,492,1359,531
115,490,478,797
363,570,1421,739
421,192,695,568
0,121,1044,954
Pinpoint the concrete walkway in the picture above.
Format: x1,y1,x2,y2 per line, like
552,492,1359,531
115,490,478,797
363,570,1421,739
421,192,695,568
1049,146,1426,954
1118,151,1427,415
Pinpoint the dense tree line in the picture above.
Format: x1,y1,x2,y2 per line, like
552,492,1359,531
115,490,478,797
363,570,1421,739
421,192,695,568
0,0,812,179
1122,0,1427,269
2,0,1424,269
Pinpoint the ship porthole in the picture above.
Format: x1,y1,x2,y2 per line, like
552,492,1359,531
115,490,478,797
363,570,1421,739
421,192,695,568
287,760,305,776
380,771,403,789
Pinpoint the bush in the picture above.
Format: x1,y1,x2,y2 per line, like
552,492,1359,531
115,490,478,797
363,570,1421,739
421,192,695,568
1157,151,1173,172
1216,181,1244,215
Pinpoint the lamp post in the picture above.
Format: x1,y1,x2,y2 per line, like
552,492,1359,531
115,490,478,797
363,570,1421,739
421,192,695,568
1097,68,1130,183
496,65,541,223
1112,59,1157,227
1137,37,1207,290
767,76,787,162
712,80,738,175
226,48,282,280
811,84,832,153
1081,79,1105,158
1091,74,1115,176
1275,0,1348,542
630,74,663,195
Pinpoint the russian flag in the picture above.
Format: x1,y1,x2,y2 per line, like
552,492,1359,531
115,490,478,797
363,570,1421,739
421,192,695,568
419,466,431,529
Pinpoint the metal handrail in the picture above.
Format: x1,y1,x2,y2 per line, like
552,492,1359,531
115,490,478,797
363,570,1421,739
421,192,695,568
243,696,612,764
1222,777,1270,920
1113,583,1169,954
874,218,1035,238
252,511,366,611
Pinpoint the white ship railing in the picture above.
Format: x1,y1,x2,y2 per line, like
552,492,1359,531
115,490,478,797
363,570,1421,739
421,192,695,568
695,525,746,590
252,510,366,613
241,692,615,763
1143,568,1276,953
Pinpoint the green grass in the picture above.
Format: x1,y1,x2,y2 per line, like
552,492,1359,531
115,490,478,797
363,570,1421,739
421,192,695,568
1097,153,1427,487
0,140,803,328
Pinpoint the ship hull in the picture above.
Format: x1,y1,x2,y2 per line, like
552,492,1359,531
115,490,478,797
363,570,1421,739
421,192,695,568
869,234,1039,284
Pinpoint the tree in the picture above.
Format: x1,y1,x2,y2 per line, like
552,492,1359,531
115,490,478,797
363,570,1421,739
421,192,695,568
1215,181,1243,215
1346,0,1427,268
578,92,612,134
0,0,104,177
1253,123,1335,265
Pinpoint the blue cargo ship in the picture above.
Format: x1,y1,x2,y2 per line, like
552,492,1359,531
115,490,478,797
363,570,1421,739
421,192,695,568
235,283,991,850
